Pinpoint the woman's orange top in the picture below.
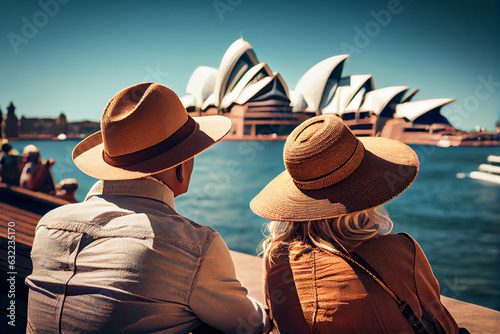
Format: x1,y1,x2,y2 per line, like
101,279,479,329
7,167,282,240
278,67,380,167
265,233,458,333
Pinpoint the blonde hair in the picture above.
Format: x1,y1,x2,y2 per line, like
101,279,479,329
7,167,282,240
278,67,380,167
261,206,393,261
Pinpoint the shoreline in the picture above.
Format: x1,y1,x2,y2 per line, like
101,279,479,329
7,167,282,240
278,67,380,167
5,133,500,146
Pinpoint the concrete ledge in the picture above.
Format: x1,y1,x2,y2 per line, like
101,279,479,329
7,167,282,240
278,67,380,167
440,296,500,334
230,250,500,334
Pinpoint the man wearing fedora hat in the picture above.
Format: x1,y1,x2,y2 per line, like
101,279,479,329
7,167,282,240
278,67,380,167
252,115,458,333
25,83,270,333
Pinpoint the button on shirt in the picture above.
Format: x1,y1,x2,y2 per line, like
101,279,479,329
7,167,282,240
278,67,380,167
26,178,269,333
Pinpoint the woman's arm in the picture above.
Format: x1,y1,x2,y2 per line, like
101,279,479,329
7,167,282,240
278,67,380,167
402,233,459,333
265,250,310,333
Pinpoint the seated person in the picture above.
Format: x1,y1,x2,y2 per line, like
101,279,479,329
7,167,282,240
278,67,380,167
251,115,458,333
19,144,56,194
0,142,23,186
26,83,270,333
55,178,79,203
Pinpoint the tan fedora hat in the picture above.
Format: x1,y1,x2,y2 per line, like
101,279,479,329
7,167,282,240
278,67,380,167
250,114,419,221
73,82,232,180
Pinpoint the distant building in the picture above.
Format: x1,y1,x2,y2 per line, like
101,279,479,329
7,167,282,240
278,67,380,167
66,120,100,136
180,38,499,146
181,38,311,138
2,102,19,139
54,113,68,136
0,101,99,139
18,116,99,139
2,38,498,146
19,116,57,137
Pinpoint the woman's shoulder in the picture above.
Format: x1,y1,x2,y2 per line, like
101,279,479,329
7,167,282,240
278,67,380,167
357,233,416,254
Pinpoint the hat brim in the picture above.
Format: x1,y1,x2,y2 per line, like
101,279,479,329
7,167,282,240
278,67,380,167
250,137,419,221
73,115,231,180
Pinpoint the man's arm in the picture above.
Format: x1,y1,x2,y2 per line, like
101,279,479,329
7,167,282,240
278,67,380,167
189,234,270,334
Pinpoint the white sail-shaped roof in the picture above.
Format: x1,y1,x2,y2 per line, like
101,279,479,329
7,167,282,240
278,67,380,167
234,76,274,105
235,72,289,105
401,88,419,103
359,86,409,116
220,62,273,109
395,98,454,121
180,94,197,109
323,74,375,114
185,66,218,109
292,55,349,112
290,91,307,112
201,93,217,111
213,38,259,108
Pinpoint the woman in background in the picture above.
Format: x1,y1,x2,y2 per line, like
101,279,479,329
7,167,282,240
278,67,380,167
251,115,458,333
19,144,56,194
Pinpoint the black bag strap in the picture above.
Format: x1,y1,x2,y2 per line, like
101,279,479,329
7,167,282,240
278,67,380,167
330,249,431,334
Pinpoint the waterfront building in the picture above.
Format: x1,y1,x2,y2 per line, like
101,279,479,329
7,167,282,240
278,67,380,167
322,74,376,115
340,85,410,137
180,38,498,145
181,39,313,139
2,102,19,139
0,103,98,140
290,54,349,113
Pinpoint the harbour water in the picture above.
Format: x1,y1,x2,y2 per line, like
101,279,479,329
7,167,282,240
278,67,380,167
8,139,500,311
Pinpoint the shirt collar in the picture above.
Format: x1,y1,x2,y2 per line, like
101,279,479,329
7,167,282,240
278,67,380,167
85,177,175,208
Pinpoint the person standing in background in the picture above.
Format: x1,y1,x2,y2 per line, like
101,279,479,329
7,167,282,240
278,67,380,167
0,142,23,186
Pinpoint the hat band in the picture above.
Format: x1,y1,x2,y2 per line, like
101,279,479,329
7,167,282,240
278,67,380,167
295,140,365,190
103,116,196,167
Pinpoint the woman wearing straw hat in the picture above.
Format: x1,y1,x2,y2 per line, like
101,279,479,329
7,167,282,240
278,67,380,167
251,115,458,333
26,83,270,334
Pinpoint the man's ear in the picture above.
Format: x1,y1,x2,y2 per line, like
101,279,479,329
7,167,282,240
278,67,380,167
175,164,183,183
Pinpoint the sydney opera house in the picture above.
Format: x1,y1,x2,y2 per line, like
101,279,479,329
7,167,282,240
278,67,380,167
181,39,499,146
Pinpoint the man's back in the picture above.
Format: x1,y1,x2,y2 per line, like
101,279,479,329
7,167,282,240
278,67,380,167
26,179,259,333
26,83,270,333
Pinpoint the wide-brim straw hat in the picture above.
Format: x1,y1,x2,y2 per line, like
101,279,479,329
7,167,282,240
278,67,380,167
73,82,231,180
250,114,419,221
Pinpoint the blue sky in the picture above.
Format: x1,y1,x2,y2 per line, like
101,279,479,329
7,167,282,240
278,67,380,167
1,0,499,131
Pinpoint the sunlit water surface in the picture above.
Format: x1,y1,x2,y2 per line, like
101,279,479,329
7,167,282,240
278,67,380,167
9,140,500,311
